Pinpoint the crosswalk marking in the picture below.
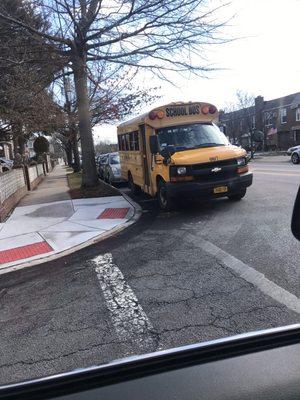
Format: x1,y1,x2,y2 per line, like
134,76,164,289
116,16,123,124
93,253,156,349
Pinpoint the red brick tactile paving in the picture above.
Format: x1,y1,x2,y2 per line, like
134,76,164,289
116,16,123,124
0,241,53,264
97,207,130,219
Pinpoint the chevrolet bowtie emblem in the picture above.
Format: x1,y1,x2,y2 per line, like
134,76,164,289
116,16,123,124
211,167,222,173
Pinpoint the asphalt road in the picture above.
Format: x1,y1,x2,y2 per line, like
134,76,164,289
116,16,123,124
0,156,299,385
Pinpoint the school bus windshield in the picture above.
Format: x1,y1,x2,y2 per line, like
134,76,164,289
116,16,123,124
157,123,228,151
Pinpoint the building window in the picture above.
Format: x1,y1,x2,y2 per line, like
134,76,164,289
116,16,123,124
296,107,300,122
280,108,287,124
251,115,256,129
264,111,274,126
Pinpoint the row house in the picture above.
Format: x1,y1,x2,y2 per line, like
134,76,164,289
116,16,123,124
0,141,14,159
219,92,300,150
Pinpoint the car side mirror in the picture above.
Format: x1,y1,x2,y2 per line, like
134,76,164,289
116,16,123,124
291,186,300,240
149,136,159,154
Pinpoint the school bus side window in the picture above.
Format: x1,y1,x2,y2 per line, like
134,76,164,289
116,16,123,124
118,135,122,151
125,134,130,150
121,135,126,151
129,132,134,151
133,131,139,151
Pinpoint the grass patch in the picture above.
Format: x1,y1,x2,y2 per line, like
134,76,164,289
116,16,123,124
67,171,119,199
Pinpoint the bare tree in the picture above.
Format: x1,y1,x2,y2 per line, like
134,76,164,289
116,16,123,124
0,0,229,186
95,141,118,155
54,68,159,171
0,0,65,155
223,90,258,156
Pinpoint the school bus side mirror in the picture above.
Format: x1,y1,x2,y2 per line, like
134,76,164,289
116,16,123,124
160,145,176,161
291,186,300,241
149,135,159,154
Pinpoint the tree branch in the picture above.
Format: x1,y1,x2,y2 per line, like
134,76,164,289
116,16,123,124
0,12,71,46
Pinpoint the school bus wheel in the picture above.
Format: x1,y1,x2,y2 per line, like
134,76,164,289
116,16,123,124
128,172,141,195
157,179,175,211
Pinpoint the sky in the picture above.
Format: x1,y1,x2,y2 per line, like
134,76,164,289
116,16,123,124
93,0,300,143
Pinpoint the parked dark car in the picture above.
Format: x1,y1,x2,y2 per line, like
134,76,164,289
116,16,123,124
0,157,13,172
97,154,109,179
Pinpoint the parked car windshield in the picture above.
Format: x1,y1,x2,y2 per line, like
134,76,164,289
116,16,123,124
109,154,120,165
157,123,228,151
100,156,108,164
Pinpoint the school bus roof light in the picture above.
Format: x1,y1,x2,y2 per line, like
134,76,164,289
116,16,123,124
149,111,157,120
201,105,210,114
209,105,217,114
156,110,165,119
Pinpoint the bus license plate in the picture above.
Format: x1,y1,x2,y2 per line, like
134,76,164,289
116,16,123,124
214,186,228,194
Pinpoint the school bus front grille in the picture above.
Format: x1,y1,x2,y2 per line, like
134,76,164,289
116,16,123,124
191,158,237,171
191,159,238,182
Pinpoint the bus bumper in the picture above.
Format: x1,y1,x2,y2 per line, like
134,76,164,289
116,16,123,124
166,172,253,199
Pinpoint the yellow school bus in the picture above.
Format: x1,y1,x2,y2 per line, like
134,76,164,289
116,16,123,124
117,102,253,210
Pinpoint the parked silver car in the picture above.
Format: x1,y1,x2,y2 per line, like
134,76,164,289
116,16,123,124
287,145,300,164
103,152,124,184
0,157,13,172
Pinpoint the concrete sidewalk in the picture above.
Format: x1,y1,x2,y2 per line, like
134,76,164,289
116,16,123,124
19,164,71,206
0,165,140,274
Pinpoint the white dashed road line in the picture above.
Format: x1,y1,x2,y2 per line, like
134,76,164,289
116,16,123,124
252,169,300,177
93,253,155,348
186,234,300,314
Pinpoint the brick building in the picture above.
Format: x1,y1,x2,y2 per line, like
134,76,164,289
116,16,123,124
219,92,300,150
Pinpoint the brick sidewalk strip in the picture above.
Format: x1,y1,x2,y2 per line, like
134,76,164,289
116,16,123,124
97,208,130,219
0,241,53,264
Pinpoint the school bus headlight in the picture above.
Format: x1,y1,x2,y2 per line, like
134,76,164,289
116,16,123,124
237,157,246,166
177,167,187,175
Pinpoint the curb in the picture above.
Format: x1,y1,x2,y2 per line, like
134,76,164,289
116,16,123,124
0,191,142,276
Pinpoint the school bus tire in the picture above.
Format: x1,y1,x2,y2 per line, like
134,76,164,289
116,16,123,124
128,172,141,195
157,179,175,212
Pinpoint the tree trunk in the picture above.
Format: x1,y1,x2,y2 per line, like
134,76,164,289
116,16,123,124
12,121,22,156
65,143,73,166
13,135,19,156
71,131,81,172
18,134,25,155
73,54,98,187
